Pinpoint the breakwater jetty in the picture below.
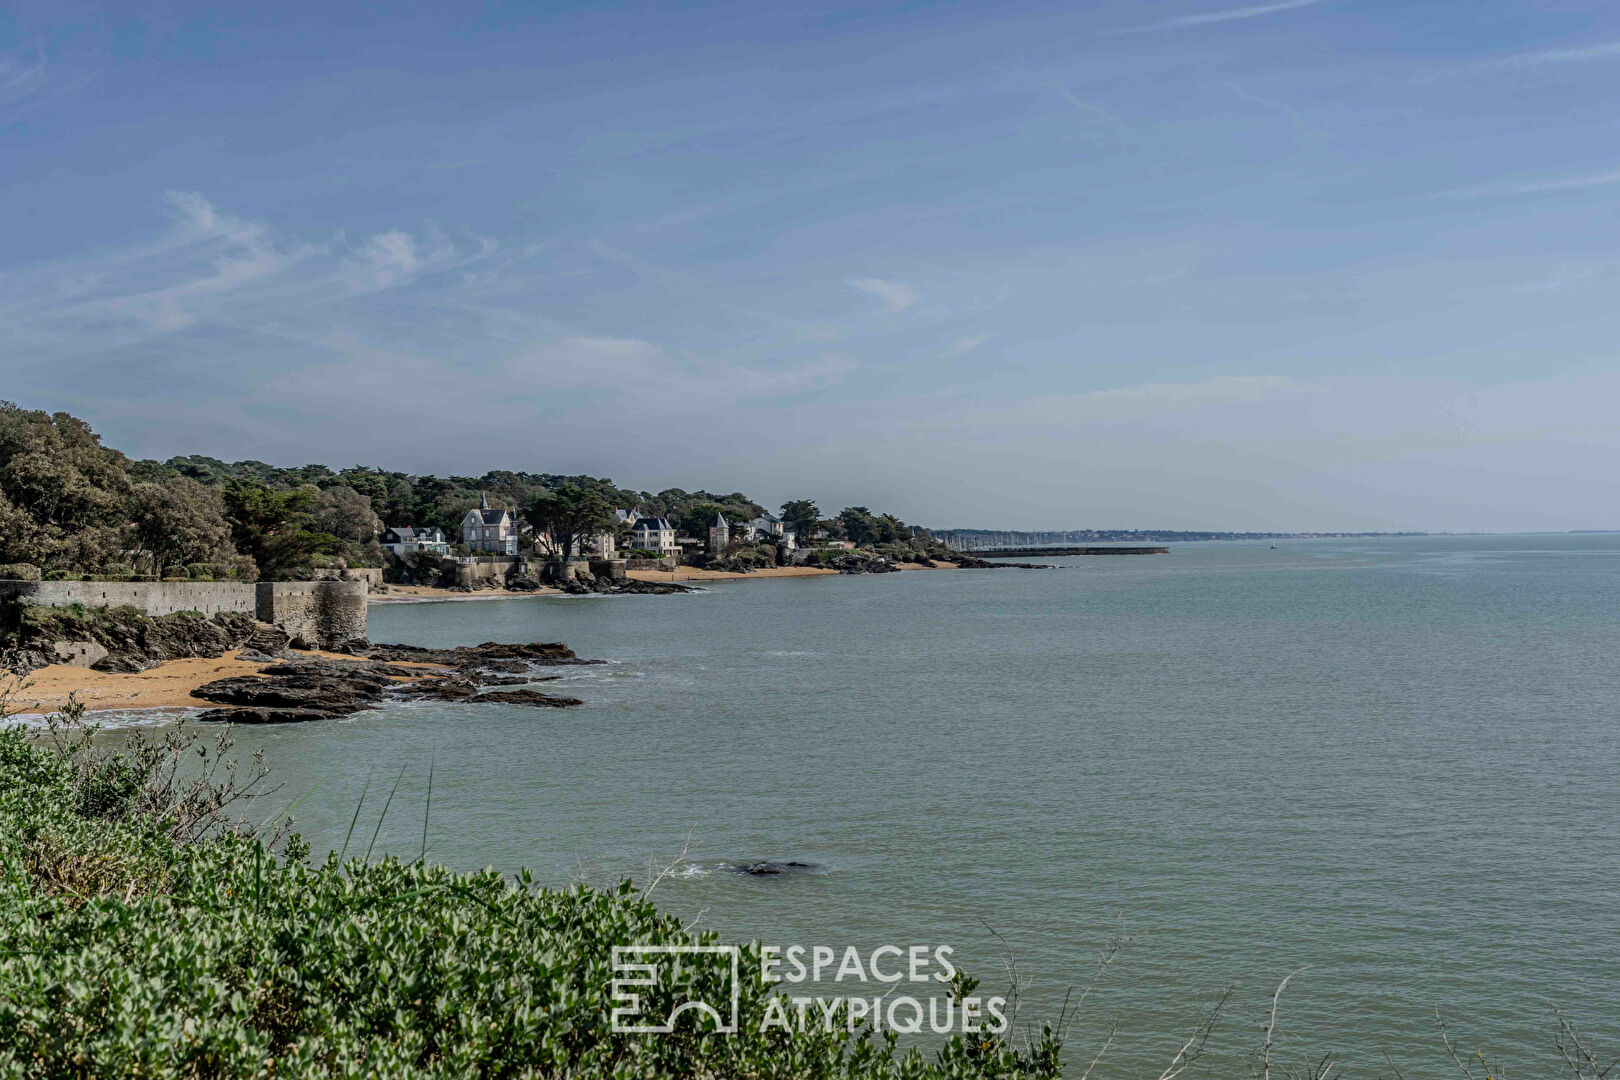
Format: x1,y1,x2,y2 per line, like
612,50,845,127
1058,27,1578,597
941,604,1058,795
972,545,1170,558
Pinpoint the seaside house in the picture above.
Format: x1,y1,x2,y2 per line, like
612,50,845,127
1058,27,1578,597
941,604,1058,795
631,515,679,556
746,512,786,540
379,526,450,558
460,494,518,555
708,512,730,553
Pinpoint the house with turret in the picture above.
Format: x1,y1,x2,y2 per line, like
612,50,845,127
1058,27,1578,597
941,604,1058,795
460,494,517,555
708,512,730,553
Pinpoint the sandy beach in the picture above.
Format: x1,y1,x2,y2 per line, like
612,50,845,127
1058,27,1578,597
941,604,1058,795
5,648,446,716
6,652,288,715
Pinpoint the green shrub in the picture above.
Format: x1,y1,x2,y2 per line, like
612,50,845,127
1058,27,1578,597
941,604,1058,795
0,709,1063,1080
186,563,214,580
0,564,41,581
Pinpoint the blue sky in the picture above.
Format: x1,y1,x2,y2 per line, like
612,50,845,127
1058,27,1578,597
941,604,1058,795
4,0,1620,530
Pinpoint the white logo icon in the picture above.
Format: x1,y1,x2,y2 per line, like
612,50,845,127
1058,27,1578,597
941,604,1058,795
611,944,741,1034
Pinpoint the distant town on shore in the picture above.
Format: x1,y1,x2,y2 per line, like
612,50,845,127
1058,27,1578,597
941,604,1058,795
2,401,1435,595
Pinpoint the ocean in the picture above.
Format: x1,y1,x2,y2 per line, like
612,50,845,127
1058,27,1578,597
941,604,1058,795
221,534,1620,1075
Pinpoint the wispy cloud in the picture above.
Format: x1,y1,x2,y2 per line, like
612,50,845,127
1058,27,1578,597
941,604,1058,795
1451,167,1620,198
848,277,920,313
1489,40,1620,69
0,44,48,111
1111,0,1328,35
942,334,990,358
1049,84,1130,132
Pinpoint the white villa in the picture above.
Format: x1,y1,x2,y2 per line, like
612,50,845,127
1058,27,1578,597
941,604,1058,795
379,526,450,558
631,515,679,556
746,513,786,540
460,494,517,555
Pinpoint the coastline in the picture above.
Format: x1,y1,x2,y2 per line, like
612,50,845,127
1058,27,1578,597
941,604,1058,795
366,560,966,605
371,583,564,603
626,565,839,583
10,650,315,715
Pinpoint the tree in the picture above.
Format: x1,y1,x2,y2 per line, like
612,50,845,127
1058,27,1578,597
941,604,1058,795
779,499,820,541
222,482,339,579
313,485,383,544
524,484,618,559
130,477,232,574
0,402,133,570
838,506,879,546
675,501,750,541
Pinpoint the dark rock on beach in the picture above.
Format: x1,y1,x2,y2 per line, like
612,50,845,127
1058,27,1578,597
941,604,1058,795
821,554,900,575
192,673,388,716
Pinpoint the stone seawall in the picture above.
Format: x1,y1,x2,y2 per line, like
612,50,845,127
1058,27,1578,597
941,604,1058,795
254,581,368,649
453,557,520,587
623,557,677,571
304,567,386,592
0,579,367,651
0,580,256,616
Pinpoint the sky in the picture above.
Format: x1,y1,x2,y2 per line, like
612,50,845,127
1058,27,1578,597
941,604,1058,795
4,0,1620,531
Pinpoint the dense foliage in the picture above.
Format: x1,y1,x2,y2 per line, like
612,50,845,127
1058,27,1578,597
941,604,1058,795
0,704,1063,1079
1,401,942,581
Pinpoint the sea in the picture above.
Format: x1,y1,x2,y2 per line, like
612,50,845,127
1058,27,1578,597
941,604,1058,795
208,534,1619,1075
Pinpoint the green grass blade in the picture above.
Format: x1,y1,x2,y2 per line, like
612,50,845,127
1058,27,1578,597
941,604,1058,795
364,763,407,863
338,766,375,864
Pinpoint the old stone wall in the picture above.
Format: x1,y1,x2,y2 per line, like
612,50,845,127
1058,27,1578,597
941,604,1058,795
304,567,386,592
452,557,521,586
623,557,677,571
253,581,368,649
0,579,256,615
0,578,367,651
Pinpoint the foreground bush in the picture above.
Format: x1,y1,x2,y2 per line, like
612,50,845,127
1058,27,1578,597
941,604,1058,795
0,709,1060,1079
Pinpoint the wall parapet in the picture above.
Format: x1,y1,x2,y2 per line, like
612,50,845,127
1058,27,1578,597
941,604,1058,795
0,578,366,651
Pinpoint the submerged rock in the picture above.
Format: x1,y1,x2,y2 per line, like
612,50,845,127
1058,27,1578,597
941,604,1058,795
364,641,598,666
195,706,331,724
470,688,584,708
728,860,818,876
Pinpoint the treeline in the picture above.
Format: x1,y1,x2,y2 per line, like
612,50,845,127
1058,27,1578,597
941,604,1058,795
0,402,943,581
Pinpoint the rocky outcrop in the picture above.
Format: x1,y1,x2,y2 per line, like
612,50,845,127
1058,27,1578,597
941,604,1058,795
193,641,595,723
948,557,1055,569
195,706,332,724
363,641,601,666
470,688,583,708
727,860,818,876
821,554,900,575
557,574,694,595
2,604,264,673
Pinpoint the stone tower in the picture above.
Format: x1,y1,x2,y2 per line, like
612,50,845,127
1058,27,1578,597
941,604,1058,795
708,512,730,554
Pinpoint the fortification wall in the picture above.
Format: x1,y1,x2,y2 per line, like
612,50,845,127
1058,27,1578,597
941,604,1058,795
304,567,386,592
254,581,368,649
0,579,256,615
453,557,520,586
623,557,677,572
0,578,367,651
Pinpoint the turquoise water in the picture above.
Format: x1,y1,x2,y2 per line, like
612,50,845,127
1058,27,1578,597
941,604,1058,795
226,535,1620,1074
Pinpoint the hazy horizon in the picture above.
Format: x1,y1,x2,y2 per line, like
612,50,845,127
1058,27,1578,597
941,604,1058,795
7,1,1620,532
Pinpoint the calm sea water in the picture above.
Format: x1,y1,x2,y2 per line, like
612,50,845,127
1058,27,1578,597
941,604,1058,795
220,535,1620,1075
